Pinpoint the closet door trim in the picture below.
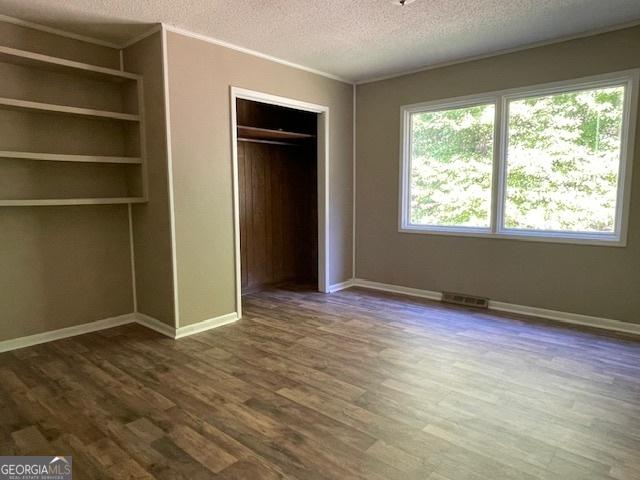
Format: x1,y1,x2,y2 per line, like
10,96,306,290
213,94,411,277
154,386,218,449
230,87,330,317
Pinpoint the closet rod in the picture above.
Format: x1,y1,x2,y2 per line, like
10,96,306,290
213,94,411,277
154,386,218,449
238,138,301,147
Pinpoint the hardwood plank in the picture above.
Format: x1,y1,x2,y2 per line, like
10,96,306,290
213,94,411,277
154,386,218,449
0,286,638,479
12,425,50,454
168,424,237,474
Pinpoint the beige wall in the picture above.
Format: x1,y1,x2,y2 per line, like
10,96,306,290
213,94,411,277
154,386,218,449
165,30,354,326
9,15,633,340
0,206,133,340
356,26,640,324
0,21,133,341
0,21,119,69
123,32,175,326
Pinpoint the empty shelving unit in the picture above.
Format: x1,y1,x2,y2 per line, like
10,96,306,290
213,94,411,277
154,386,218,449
0,45,146,206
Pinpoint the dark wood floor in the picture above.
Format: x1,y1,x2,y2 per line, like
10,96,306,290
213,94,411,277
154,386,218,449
1,287,639,480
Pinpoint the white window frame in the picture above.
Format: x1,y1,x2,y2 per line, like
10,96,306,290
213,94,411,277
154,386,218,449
399,69,639,247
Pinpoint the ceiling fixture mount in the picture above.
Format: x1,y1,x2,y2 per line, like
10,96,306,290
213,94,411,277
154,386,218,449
392,0,416,6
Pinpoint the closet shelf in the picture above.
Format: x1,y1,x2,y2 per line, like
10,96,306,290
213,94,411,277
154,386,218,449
0,45,140,83
0,197,146,206
238,138,301,147
0,151,142,164
0,43,147,207
237,125,315,142
0,96,140,122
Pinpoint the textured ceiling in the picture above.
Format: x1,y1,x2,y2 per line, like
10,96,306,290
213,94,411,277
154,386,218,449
1,0,640,83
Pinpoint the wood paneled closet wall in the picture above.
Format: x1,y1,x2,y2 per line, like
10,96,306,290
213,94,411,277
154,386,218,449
236,99,318,294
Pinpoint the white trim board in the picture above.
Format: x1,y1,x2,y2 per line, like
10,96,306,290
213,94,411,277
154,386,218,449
174,312,238,339
0,314,136,353
357,19,640,85
488,302,640,336
328,279,356,293
134,313,176,338
121,312,239,339
229,87,332,317
0,15,350,83
0,14,120,49
346,279,640,336
162,24,350,84
352,83,357,279
0,311,240,353
3,13,640,86
353,279,442,301
160,25,181,328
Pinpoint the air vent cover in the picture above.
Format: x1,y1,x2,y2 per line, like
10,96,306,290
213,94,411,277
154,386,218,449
442,292,489,309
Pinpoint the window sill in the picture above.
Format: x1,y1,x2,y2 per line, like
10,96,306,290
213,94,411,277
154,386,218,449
398,225,626,247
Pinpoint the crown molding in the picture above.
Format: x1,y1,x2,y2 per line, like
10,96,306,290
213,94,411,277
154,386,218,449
4,12,639,86
356,19,640,85
0,13,120,49
160,23,353,84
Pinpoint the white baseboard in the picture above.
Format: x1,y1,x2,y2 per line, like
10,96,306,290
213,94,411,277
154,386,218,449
3,280,636,354
0,313,136,353
175,312,239,339
0,311,241,353
352,279,442,301
328,279,356,293
349,278,640,336
135,311,239,339
134,313,176,338
488,301,640,335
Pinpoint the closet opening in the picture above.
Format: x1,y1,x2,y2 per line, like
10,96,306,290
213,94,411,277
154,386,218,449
230,88,329,315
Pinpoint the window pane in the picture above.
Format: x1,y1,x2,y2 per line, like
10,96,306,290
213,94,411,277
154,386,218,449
409,104,495,228
505,85,625,233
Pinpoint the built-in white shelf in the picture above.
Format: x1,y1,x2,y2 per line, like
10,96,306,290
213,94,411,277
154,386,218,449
0,44,147,206
0,96,140,122
0,45,140,83
0,197,146,207
0,151,142,164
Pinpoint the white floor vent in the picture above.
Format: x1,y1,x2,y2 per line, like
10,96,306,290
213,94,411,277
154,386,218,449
442,292,489,309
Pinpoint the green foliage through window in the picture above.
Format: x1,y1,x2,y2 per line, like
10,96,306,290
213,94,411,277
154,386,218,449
405,82,627,237
505,86,624,232
409,104,494,227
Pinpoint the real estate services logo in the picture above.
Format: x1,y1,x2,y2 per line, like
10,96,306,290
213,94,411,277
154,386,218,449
0,456,72,480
